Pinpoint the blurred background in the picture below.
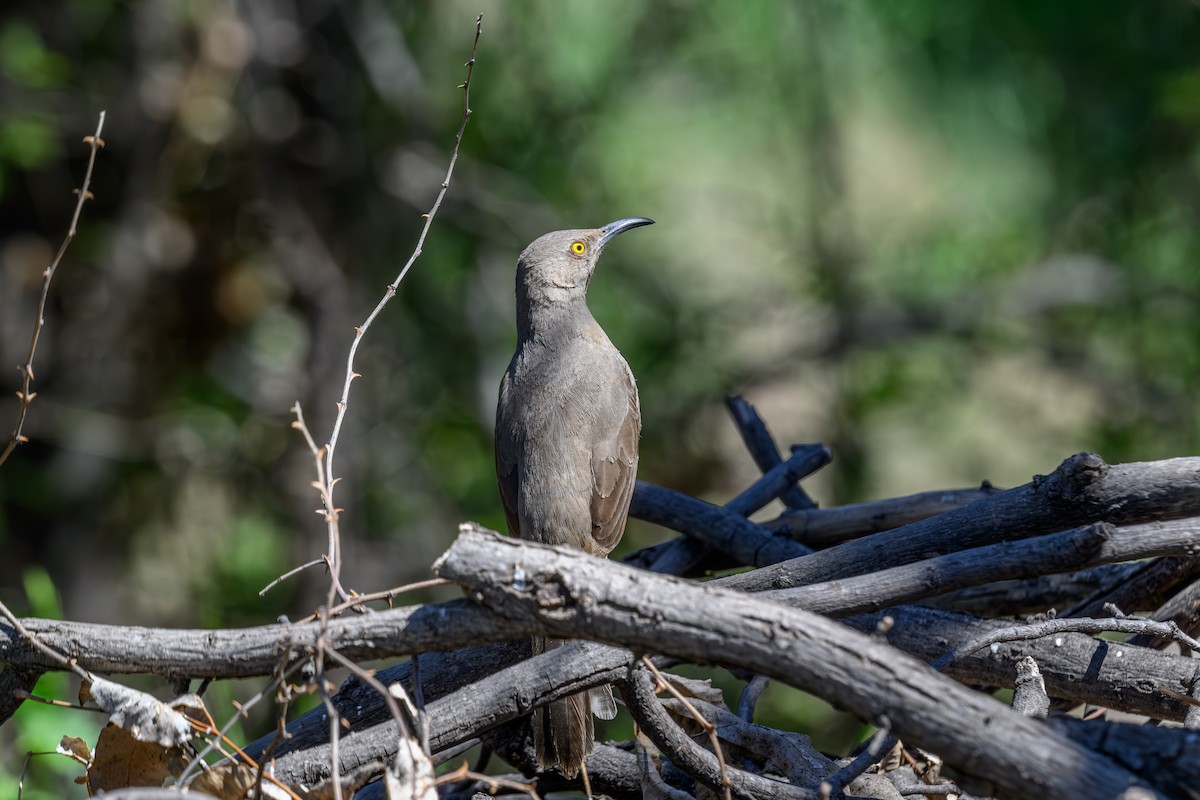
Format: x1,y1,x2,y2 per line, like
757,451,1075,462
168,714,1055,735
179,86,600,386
3,0,1200,792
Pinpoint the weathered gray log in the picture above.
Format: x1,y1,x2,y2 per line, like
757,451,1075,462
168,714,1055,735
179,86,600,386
250,594,1200,788
1066,555,1200,618
0,598,526,681
762,518,1200,616
629,479,812,570
767,485,1000,548
928,562,1139,617
1048,717,1200,799
844,606,1200,721
0,666,42,724
722,454,1200,592
247,640,635,790
434,526,1156,799
242,642,530,764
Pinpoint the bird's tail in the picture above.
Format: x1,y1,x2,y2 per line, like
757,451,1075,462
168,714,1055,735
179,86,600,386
532,636,608,777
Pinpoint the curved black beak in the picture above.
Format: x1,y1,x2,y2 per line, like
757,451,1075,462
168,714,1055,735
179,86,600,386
597,217,655,248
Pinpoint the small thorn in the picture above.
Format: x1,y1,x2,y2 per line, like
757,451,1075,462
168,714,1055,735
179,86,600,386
421,213,430,219
310,481,322,490
84,191,94,201
96,137,106,148
330,477,342,487
441,182,449,189
457,83,466,90
16,435,29,444
351,372,362,380
290,420,302,429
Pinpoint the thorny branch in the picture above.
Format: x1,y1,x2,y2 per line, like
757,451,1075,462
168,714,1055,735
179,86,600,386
283,14,484,606
1,111,106,468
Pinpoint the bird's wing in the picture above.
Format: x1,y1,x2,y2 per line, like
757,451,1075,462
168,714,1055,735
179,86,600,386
589,383,640,556
495,370,522,538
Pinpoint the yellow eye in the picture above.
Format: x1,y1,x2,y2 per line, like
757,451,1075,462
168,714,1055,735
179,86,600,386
571,241,586,255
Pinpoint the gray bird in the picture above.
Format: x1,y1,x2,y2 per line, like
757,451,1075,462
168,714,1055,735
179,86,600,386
495,217,653,777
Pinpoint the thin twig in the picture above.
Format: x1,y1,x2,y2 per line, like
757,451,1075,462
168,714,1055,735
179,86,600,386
324,646,431,798
287,403,352,604
324,646,413,739
186,702,306,800
319,14,482,596
253,651,302,800
323,577,451,616
1,111,106,467
279,15,483,609
11,690,100,711
642,657,732,800
433,761,543,799
175,651,304,786
0,599,89,682
259,557,326,597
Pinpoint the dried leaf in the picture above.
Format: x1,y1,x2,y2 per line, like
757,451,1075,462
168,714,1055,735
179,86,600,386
87,722,188,794
57,735,92,765
190,762,258,800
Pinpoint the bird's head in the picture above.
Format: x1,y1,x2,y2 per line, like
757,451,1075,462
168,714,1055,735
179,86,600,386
516,217,654,307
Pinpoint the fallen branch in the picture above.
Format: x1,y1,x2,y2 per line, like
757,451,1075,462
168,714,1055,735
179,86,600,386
0,598,525,684
845,605,1200,721
433,526,1157,798
722,453,1200,591
763,517,1200,616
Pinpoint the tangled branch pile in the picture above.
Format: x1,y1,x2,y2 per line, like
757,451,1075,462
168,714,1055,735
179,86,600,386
3,397,1200,799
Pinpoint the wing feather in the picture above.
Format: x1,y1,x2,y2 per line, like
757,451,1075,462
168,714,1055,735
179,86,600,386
588,380,640,555
495,370,522,538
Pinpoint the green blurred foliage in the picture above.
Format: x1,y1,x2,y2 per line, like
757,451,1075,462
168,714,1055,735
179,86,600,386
2,0,1200,793
0,569,99,799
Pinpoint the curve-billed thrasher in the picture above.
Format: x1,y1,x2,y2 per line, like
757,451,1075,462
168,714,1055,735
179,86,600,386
494,217,654,777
